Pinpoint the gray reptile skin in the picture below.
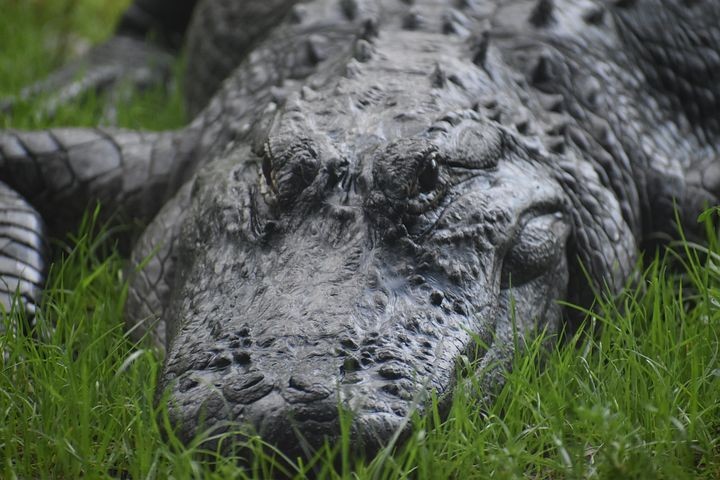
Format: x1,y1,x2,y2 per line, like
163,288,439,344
1,0,719,459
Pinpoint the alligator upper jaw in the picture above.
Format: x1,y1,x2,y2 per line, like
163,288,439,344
160,264,499,458
164,385,417,460
162,328,490,460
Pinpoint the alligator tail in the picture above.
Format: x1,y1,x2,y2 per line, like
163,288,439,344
0,126,200,235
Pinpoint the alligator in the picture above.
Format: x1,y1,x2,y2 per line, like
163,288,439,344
1,0,718,459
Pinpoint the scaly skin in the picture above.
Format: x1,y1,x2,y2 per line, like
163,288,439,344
1,0,719,459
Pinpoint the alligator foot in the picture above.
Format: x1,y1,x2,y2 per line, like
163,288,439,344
0,181,45,336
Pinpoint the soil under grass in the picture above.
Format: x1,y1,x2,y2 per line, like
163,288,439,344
1,1,719,478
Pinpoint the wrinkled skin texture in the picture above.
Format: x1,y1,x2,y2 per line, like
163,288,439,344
1,0,719,459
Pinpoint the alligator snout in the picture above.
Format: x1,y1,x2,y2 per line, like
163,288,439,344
167,374,343,456
161,214,498,457
165,278,508,460
165,358,413,458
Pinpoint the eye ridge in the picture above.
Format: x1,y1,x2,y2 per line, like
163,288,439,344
262,137,320,203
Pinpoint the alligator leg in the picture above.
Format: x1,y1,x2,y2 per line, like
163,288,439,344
126,180,193,350
0,0,198,118
0,182,45,325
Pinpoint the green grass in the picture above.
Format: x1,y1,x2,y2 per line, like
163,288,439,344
0,0,185,131
1,1,719,478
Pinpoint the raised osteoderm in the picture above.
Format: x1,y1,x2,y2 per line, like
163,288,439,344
1,0,719,458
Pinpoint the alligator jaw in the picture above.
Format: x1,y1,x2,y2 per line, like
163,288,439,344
160,230,501,458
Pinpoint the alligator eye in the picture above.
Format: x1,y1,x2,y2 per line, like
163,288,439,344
500,212,569,288
418,153,440,193
261,151,275,192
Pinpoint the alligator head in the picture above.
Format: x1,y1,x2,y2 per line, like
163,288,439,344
159,28,638,458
